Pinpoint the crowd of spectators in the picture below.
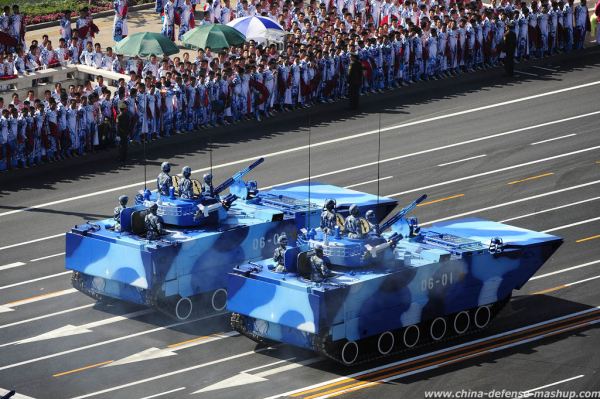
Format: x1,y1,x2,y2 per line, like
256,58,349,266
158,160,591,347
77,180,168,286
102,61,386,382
0,0,597,170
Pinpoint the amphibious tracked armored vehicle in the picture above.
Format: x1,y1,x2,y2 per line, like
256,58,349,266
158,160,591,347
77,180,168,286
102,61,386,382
65,159,397,320
227,193,563,364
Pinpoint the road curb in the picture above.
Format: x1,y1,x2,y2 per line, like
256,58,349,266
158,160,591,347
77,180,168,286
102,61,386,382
1,46,599,184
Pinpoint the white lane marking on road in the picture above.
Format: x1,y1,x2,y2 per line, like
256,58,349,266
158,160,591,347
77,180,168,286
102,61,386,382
531,66,558,72
344,176,393,189
519,375,585,398
193,357,321,394
437,154,487,167
531,260,600,281
0,85,598,221
0,309,153,348
543,216,600,233
0,288,77,314
515,70,539,77
564,275,600,288
0,233,64,252
68,348,273,399
306,321,599,399
0,388,37,399
3,111,600,254
103,331,239,368
388,145,600,197
0,312,224,371
30,252,65,262
500,196,600,222
264,306,600,399
0,304,94,330
106,347,178,367
530,133,577,146
0,262,26,271
421,179,600,226
518,374,585,398
0,271,71,290
137,387,186,399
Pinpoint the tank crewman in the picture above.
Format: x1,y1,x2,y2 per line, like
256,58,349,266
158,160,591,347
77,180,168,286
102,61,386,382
344,204,364,239
145,202,165,240
310,244,332,282
273,233,288,273
157,161,173,195
203,173,215,197
408,217,421,237
320,199,337,234
113,195,128,232
179,166,194,199
366,209,380,236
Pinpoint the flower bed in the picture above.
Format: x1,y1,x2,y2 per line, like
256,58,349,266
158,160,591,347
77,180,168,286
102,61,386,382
0,0,152,25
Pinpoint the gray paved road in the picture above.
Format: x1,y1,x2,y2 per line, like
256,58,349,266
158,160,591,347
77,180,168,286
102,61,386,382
0,47,599,399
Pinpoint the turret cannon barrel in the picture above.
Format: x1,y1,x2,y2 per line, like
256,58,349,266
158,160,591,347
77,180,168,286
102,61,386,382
379,194,427,232
213,157,265,196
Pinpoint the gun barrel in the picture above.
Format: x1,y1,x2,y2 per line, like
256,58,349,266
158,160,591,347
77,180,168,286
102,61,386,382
213,158,265,195
379,194,427,232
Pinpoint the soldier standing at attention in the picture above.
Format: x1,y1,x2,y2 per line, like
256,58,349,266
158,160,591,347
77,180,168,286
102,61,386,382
311,244,332,282
273,234,288,273
344,204,364,239
179,166,194,199
157,162,173,195
502,23,517,77
320,199,337,234
113,195,128,232
203,173,215,197
347,54,363,110
366,210,380,236
145,203,165,240
116,101,132,162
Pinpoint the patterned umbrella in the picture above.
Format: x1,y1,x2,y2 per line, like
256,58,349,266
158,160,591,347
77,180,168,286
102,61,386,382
182,24,246,50
114,32,179,57
226,16,286,44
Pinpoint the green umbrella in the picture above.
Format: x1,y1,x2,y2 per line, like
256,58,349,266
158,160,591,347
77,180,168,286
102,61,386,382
182,24,246,51
115,32,179,57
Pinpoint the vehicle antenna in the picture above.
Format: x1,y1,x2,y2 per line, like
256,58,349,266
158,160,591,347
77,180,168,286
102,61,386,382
209,142,213,177
377,113,381,206
308,111,312,229
143,139,147,191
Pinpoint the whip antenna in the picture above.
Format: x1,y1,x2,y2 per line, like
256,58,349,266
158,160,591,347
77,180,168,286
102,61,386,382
307,111,312,229
143,139,147,191
209,142,213,176
377,113,381,205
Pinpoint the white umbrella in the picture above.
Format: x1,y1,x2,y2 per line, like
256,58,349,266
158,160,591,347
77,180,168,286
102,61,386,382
226,16,286,44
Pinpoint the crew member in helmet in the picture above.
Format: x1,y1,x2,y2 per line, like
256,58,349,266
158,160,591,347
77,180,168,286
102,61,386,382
365,209,380,236
202,173,214,197
320,199,337,234
145,202,164,240
310,244,332,282
344,204,364,239
179,166,194,199
157,162,173,196
113,195,128,232
273,233,288,273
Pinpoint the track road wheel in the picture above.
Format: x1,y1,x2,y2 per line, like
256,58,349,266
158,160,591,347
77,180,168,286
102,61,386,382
175,297,193,320
453,311,470,335
341,341,359,365
402,324,420,348
474,305,491,329
377,331,395,355
430,317,447,341
211,288,227,312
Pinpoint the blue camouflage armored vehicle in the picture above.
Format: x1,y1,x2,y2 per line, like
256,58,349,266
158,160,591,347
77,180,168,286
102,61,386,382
227,192,563,364
65,159,397,320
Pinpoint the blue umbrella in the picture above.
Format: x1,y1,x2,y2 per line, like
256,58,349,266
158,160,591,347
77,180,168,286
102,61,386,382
226,16,286,44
